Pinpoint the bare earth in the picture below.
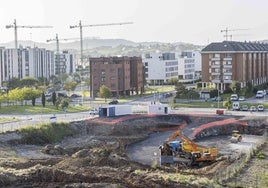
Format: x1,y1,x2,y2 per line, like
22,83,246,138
0,114,267,188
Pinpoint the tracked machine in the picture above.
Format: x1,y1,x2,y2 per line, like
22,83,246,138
230,130,242,143
159,128,218,166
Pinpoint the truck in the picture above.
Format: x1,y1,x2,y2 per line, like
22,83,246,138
159,128,218,166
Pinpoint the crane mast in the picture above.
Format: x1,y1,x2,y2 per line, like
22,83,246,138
6,19,53,49
69,20,133,99
69,21,133,65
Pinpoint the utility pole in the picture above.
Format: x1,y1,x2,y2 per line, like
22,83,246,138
6,19,53,49
69,21,133,100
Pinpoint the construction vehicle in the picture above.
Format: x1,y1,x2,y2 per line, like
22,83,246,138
159,128,218,166
230,130,242,143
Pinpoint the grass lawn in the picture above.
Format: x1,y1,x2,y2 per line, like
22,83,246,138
0,104,90,115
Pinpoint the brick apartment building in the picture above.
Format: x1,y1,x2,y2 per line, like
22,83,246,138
201,41,268,92
89,56,144,98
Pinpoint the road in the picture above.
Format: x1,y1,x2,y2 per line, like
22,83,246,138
1,93,267,132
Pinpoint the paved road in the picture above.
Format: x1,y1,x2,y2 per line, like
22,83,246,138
0,111,95,132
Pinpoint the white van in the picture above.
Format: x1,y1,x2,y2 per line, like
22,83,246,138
232,102,240,111
256,90,264,98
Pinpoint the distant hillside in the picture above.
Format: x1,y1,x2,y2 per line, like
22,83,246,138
0,38,204,57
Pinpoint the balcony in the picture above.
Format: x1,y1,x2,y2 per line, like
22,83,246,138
223,79,232,83
223,64,232,68
223,72,232,76
211,64,220,68
211,79,221,83
211,72,220,76
211,57,220,61
223,57,232,61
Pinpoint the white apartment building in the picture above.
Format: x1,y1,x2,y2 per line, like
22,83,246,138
143,53,178,85
177,51,201,81
142,51,201,84
0,46,76,86
55,50,76,75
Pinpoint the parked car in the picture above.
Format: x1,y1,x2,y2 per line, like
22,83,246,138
58,92,68,98
238,96,246,101
257,105,264,111
71,93,82,98
89,108,99,115
250,106,257,112
230,94,238,101
232,102,240,111
256,90,264,98
109,100,119,105
241,105,248,111
212,97,223,102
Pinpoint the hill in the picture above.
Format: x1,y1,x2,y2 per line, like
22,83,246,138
0,38,204,57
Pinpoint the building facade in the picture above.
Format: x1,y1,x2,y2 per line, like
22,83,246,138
89,56,144,98
142,53,178,85
142,51,201,84
201,41,268,91
0,47,77,86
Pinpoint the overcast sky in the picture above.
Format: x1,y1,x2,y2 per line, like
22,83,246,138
0,0,267,45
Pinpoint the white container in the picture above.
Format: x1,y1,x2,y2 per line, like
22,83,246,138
148,104,169,114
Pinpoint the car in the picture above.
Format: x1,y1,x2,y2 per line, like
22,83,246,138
232,102,240,111
256,90,264,98
250,106,257,112
211,97,223,102
238,96,246,101
71,93,82,98
230,94,238,101
58,92,68,98
109,100,119,105
257,105,264,111
241,105,248,111
89,108,99,115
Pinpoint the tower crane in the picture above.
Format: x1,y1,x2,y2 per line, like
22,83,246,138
69,21,133,65
220,28,249,41
46,33,79,55
6,19,53,49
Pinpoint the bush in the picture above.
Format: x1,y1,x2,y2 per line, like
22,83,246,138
18,122,74,145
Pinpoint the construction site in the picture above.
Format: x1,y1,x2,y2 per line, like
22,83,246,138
0,113,267,188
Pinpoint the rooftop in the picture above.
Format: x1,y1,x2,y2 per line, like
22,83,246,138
202,41,268,52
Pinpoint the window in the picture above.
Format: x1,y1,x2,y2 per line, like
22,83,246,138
101,70,105,75
101,77,106,82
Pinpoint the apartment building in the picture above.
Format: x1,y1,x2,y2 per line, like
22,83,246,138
201,41,268,91
89,56,144,98
142,51,201,84
177,51,201,81
0,47,77,86
143,53,178,85
55,50,76,75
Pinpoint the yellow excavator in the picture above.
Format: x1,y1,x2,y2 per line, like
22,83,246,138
230,130,242,143
160,128,218,166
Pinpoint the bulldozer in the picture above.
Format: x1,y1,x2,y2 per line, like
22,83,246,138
230,130,242,143
159,128,218,166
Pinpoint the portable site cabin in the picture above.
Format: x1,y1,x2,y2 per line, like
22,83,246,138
99,105,132,117
148,104,169,114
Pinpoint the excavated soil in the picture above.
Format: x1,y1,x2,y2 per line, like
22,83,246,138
0,114,267,188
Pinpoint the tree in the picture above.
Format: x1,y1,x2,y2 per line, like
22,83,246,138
52,91,56,105
169,78,179,86
7,88,24,106
63,81,77,92
21,77,39,88
21,88,42,106
7,78,20,90
42,92,46,107
99,85,111,102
